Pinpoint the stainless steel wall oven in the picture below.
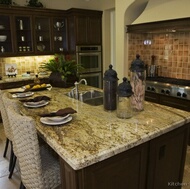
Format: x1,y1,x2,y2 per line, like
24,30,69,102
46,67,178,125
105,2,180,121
76,45,102,88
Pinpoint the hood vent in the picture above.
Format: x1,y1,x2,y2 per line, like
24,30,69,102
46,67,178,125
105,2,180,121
132,0,190,25
127,0,190,34
126,17,190,33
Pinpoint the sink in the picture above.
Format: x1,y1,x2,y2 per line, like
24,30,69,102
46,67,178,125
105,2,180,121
66,90,103,106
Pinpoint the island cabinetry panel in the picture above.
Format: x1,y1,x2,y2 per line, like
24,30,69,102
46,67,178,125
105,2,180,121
147,123,189,189
60,143,149,189
60,123,189,189
67,8,102,52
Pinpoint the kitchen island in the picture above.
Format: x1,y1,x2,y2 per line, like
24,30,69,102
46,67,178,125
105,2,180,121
13,86,190,189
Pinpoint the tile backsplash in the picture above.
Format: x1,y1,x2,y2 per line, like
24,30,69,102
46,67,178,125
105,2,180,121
128,32,190,80
0,55,53,76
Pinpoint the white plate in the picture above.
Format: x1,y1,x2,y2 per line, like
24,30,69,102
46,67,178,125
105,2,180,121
40,115,72,126
46,114,70,122
23,100,49,108
12,92,34,98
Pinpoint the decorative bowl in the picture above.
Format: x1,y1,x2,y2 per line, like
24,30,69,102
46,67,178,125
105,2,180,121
0,35,7,42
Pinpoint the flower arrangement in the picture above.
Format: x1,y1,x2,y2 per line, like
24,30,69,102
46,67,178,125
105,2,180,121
40,54,83,82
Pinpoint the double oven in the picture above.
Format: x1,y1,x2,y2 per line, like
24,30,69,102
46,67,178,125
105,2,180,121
76,45,102,88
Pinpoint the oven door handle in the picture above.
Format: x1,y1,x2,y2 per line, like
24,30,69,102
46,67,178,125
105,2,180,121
78,52,100,56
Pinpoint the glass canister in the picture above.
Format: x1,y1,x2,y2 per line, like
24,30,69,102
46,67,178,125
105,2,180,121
103,64,119,111
117,77,133,119
129,54,146,112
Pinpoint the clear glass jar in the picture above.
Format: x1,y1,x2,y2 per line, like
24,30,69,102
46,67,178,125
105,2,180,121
130,71,146,112
129,54,146,112
117,77,133,119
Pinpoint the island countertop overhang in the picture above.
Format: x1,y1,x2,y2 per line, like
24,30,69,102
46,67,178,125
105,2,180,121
17,86,190,170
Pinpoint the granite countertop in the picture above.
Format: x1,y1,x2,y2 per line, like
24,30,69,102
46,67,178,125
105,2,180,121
0,74,49,83
10,86,190,170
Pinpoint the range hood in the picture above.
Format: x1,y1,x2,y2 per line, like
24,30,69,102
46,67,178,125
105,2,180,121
127,0,190,33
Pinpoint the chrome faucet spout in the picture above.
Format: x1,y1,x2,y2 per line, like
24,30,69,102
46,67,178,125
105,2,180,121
74,79,88,99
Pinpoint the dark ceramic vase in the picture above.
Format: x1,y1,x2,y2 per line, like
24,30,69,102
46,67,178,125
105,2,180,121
48,72,78,88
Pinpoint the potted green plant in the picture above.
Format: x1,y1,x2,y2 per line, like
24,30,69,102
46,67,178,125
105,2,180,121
40,54,83,87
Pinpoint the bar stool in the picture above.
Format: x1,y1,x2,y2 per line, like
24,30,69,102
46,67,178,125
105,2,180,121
0,90,17,178
6,103,61,189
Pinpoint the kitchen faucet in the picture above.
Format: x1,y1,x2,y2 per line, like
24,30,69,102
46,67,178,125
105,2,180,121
74,79,88,99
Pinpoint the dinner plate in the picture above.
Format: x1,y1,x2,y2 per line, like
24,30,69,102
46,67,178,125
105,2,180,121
40,115,72,126
46,114,70,122
23,100,49,108
12,92,34,98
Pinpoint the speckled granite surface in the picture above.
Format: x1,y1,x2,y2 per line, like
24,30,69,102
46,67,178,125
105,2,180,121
0,74,49,83
8,86,190,170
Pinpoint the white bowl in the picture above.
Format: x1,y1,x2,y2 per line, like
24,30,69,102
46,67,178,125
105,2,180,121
0,35,7,42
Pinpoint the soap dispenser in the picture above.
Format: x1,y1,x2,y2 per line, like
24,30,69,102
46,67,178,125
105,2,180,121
103,64,119,111
117,77,133,119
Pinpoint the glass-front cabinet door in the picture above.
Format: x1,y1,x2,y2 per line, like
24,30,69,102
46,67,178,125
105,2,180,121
34,17,51,54
53,17,67,53
15,16,33,54
0,14,13,56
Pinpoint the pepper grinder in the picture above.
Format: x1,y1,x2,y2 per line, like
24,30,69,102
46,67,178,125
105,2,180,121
103,64,119,111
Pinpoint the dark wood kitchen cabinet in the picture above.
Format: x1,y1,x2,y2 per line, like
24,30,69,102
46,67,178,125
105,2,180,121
0,6,68,57
147,124,189,189
145,91,190,111
0,13,13,55
52,17,68,53
14,15,33,55
34,16,51,54
67,8,102,52
60,123,189,189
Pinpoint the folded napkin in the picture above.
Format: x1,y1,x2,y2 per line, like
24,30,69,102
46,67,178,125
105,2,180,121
39,107,77,117
20,95,51,102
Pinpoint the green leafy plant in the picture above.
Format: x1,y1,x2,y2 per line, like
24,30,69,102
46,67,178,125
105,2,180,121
40,54,83,81
27,0,43,7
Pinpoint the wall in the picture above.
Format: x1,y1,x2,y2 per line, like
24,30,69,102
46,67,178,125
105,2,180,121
0,56,52,76
128,32,190,80
115,0,148,81
13,0,115,10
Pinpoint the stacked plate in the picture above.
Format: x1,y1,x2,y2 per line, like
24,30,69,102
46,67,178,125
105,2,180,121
40,114,72,126
23,100,49,108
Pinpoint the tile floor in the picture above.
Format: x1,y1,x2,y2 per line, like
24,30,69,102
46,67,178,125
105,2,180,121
0,123,190,189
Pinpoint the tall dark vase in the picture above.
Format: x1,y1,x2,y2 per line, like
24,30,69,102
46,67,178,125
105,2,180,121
48,72,78,88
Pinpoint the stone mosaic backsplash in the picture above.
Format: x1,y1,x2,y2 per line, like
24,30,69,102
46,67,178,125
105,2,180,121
0,55,53,76
128,32,190,80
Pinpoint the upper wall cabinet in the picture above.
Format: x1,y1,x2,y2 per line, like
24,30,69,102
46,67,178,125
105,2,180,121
0,6,67,57
52,17,68,53
34,16,51,54
15,15,33,55
0,14,13,55
67,8,102,52
0,6,102,57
